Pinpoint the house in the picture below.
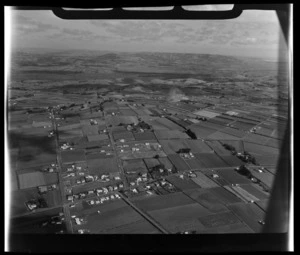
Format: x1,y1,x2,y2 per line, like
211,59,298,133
85,175,94,182
38,186,48,194
26,201,38,211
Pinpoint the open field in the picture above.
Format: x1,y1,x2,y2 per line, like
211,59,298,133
123,159,148,174
190,171,220,188
166,175,200,191
216,169,252,185
131,192,195,212
9,207,66,234
198,211,241,228
18,172,58,189
194,153,229,168
184,188,229,213
72,204,145,233
167,154,191,172
87,157,119,175
227,202,266,233
148,203,212,233
61,150,86,164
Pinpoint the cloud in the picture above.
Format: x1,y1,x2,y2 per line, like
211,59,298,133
13,15,57,34
89,20,193,42
48,28,112,41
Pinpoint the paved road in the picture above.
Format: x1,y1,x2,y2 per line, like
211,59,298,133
51,109,73,233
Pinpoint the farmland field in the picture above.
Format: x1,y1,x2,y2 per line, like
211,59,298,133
198,211,241,228
166,175,200,191
243,142,280,155
239,184,270,200
194,153,229,168
227,202,266,233
208,187,242,205
205,140,232,155
134,131,157,141
18,172,58,189
148,203,212,233
87,157,119,175
190,172,220,188
167,154,190,172
216,169,252,185
185,158,207,170
72,204,144,233
154,130,189,140
131,192,195,212
9,207,66,234
184,188,229,213
61,149,86,164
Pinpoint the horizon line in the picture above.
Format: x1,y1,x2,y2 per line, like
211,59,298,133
11,46,282,61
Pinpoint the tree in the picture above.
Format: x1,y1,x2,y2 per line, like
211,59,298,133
223,143,236,152
238,165,253,179
186,129,197,139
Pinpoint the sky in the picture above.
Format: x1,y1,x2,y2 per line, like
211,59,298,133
9,5,288,60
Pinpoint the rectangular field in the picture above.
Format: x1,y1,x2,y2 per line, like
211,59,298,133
18,172,58,189
208,187,242,205
147,203,212,233
87,134,109,142
243,133,270,145
205,141,233,155
198,211,241,228
134,131,157,141
185,158,207,170
166,175,201,191
194,153,229,168
217,155,244,167
216,169,252,185
159,139,213,154
184,188,229,213
61,149,86,164
158,157,175,170
220,127,246,138
123,159,148,174
239,184,270,200
143,158,161,169
243,142,280,156
167,154,190,172
87,157,119,175
104,219,161,234
9,207,65,234
190,172,220,188
188,125,218,139
227,202,266,233
131,192,195,212
154,130,189,140
73,204,144,234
